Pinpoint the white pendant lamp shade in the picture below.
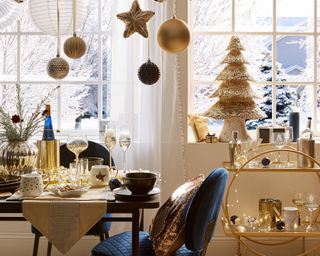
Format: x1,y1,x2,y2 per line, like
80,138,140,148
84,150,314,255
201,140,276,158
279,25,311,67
0,0,20,30
28,0,89,36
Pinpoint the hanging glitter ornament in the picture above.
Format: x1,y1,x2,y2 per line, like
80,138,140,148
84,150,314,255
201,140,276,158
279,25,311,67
47,0,69,80
63,0,86,59
47,55,69,80
154,0,166,2
138,59,160,85
157,16,190,53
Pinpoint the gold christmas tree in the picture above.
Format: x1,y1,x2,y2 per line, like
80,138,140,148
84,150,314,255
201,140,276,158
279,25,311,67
203,36,266,142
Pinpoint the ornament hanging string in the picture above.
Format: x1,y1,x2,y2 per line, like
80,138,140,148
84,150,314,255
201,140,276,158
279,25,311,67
72,0,76,35
173,0,176,18
147,24,151,60
56,0,61,56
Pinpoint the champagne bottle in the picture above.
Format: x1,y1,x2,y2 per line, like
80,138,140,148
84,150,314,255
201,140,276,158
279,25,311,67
42,104,55,140
300,117,313,140
229,131,241,167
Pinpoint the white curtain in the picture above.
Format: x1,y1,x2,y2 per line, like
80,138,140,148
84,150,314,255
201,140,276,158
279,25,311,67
109,0,186,231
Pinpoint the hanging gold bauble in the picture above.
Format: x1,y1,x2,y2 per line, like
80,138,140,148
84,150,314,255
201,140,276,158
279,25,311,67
63,33,86,59
47,55,69,80
157,16,190,53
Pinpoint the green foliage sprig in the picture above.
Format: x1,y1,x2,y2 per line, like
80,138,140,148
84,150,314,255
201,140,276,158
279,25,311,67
0,84,58,142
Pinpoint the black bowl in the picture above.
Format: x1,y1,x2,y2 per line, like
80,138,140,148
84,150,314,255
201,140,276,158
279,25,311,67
123,172,157,195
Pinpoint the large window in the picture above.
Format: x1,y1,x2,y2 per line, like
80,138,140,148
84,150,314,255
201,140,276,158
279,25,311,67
0,0,113,135
190,0,320,135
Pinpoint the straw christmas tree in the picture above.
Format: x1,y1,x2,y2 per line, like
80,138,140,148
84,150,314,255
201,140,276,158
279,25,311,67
203,36,266,142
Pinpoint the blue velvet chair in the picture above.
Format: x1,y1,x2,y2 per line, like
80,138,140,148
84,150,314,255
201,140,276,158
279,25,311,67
91,167,229,256
32,141,113,256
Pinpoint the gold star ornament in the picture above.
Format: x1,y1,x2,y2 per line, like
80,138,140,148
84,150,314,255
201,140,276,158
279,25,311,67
117,0,155,38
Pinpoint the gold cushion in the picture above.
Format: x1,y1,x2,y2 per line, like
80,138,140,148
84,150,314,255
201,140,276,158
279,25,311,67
149,175,205,256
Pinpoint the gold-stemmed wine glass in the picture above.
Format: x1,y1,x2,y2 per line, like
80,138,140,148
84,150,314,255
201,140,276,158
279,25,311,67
119,128,131,174
292,191,305,226
66,134,88,184
304,193,319,232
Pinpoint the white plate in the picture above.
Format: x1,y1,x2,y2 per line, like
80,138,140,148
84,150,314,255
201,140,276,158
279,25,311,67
48,185,89,197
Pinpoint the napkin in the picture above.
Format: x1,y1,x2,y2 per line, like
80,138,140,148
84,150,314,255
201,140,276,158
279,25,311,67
22,200,107,254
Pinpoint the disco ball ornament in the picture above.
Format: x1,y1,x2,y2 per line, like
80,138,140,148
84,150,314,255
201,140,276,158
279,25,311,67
153,0,166,2
138,59,160,85
157,16,190,53
47,55,69,80
28,0,89,35
64,33,86,59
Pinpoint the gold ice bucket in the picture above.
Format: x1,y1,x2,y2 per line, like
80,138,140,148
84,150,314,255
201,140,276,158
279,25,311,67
36,140,60,172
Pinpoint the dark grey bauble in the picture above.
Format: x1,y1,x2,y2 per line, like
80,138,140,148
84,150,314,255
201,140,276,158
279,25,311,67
138,59,160,85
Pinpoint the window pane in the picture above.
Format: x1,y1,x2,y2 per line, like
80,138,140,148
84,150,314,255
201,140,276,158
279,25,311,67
103,34,112,81
61,84,98,131
192,82,218,114
277,0,313,32
0,36,17,81
246,85,272,130
193,35,229,81
64,34,99,81
20,35,55,81
0,84,58,131
81,0,99,32
276,36,313,82
276,84,312,128
102,83,111,119
192,0,231,32
235,0,272,32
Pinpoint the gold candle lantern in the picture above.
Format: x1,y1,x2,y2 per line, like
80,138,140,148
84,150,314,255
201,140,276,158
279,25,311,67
259,198,282,230
36,140,60,172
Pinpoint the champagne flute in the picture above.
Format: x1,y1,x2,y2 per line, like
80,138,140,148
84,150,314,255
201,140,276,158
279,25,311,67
292,191,305,226
66,135,88,185
104,127,117,171
119,129,131,174
284,126,293,167
304,193,319,232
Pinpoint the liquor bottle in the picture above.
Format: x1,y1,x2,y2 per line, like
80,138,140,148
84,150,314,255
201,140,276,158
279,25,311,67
42,104,55,140
300,117,313,140
229,131,241,167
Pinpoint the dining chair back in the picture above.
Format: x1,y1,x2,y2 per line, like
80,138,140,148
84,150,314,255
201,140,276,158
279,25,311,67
91,167,228,256
60,140,115,168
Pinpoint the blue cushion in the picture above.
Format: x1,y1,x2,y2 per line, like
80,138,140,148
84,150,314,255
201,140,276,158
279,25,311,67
91,231,199,256
185,168,228,252
32,213,112,236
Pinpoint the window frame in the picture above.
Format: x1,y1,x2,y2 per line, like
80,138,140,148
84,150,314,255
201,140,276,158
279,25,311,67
0,0,110,137
188,0,319,136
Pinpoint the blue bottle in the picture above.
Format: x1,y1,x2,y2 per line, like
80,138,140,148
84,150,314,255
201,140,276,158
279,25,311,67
42,104,55,140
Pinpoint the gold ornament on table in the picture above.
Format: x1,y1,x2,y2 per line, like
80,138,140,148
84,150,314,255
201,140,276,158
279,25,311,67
157,16,190,53
63,0,86,59
47,0,69,80
203,36,266,142
117,0,155,38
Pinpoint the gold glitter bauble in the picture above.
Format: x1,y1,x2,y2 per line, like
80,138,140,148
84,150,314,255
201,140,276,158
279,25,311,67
47,56,69,80
157,16,190,53
63,34,86,59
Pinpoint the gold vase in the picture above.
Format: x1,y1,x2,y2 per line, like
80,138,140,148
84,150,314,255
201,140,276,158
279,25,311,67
0,141,38,175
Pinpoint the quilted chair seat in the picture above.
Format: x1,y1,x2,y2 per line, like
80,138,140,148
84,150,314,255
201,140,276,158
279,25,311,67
91,168,228,256
92,232,199,256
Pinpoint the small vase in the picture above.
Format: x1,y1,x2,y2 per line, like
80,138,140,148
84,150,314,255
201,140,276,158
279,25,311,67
0,141,38,175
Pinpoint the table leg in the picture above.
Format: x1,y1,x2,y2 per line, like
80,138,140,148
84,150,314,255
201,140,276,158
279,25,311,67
132,209,140,256
139,209,144,231
235,237,241,256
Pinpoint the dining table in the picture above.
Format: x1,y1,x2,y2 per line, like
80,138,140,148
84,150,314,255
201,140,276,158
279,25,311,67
0,193,160,256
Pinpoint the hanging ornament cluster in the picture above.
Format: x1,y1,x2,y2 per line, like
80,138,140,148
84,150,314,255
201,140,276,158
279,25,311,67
138,59,160,85
117,0,155,38
63,0,86,59
157,16,190,53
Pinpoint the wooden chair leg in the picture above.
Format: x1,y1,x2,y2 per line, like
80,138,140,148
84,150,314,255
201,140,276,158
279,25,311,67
33,234,40,256
99,232,104,242
104,231,109,239
47,241,52,256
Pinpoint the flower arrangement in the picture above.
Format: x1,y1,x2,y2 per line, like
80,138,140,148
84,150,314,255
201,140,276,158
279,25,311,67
0,84,57,142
